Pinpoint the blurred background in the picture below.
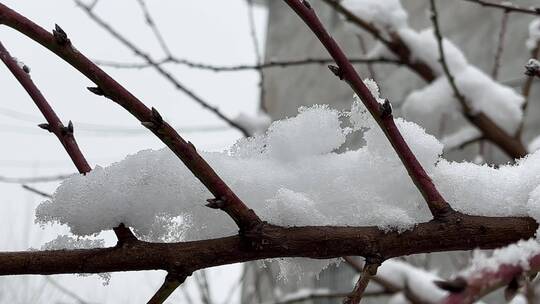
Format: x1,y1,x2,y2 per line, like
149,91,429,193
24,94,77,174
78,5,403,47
1,0,540,303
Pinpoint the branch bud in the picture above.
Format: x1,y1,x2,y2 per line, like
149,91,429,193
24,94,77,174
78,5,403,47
87,86,105,96
302,0,312,9
379,99,392,118
327,65,343,80
37,123,51,132
151,107,164,125
52,24,70,45
67,120,74,133
205,197,226,209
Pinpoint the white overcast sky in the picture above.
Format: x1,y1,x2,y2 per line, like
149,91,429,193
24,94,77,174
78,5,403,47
0,0,267,303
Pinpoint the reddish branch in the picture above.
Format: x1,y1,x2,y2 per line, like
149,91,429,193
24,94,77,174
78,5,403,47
322,0,527,159
0,2,261,233
282,0,452,218
344,261,380,304
0,40,135,242
0,41,90,174
441,253,540,303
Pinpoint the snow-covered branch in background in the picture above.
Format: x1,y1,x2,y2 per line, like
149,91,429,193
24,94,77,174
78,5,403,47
441,239,540,303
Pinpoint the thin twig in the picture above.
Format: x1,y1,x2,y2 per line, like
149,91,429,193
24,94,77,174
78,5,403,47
21,184,52,198
491,11,509,80
134,0,172,57
94,56,399,70
147,273,187,304
344,261,380,304
463,0,540,16
517,43,540,138
245,0,267,110
73,0,251,137
0,174,72,183
283,0,454,218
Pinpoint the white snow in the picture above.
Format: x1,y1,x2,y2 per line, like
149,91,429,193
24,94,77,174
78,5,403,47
526,19,540,51
41,235,104,250
341,0,408,31
462,239,540,278
377,259,447,302
403,65,524,135
363,78,386,105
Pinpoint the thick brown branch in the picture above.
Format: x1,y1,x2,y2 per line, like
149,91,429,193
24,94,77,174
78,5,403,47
0,215,534,276
282,0,453,218
0,2,262,232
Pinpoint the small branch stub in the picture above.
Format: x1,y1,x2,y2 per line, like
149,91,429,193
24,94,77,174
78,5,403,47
37,123,52,132
86,86,104,96
205,197,226,209
328,64,344,80
52,24,70,45
379,99,392,119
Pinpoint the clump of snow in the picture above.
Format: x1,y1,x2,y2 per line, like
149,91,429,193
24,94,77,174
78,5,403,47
403,65,524,135
233,111,271,136
272,258,340,281
398,28,469,75
526,19,540,51
462,239,540,278
377,259,447,302
441,127,481,152
37,103,442,241
363,78,386,105
41,235,104,250
41,235,110,285
341,0,408,31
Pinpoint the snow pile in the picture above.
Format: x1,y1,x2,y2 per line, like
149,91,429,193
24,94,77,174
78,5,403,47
462,239,540,278
342,0,525,141
341,0,408,30
526,19,540,51
377,259,447,302
403,65,524,135
41,235,104,250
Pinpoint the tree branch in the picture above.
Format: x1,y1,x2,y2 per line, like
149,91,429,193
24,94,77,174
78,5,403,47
463,0,540,16
0,215,534,276
94,56,400,71
0,39,136,243
323,0,527,159
344,260,380,304
147,273,188,304
0,3,261,233
72,0,251,137
282,0,453,219
429,0,527,159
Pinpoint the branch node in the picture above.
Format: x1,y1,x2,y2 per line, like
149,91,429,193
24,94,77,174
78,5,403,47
434,277,468,293
52,24,70,45
86,86,104,96
151,107,164,125
37,123,52,132
113,223,137,246
327,64,344,79
205,197,226,209
302,0,312,9
379,99,392,119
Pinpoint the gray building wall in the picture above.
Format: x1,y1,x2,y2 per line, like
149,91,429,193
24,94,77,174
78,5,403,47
243,0,540,303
